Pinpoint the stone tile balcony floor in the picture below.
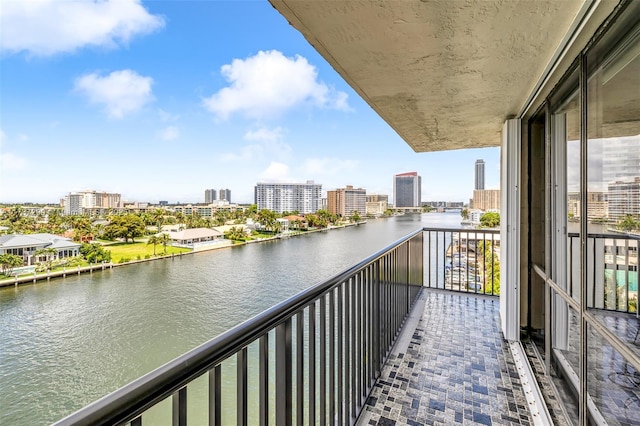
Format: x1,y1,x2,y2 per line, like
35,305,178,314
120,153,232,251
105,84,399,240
357,289,562,426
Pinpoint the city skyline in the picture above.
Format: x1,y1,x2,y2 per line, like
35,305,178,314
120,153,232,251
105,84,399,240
0,1,500,205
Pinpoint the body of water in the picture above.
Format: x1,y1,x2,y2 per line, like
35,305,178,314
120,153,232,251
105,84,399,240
0,213,462,425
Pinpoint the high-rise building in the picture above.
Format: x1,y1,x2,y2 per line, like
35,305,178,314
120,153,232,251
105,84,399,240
327,185,366,217
393,172,421,207
63,193,83,216
219,189,231,202
600,137,640,187
366,194,389,216
608,178,640,221
204,189,217,203
471,189,501,211
567,192,608,220
254,181,322,214
366,194,389,203
62,190,122,215
475,159,485,190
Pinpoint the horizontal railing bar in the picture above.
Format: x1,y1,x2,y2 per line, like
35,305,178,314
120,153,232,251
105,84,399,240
567,231,640,240
421,227,500,234
54,228,424,426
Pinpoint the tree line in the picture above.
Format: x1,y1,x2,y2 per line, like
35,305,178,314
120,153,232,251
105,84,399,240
0,205,366,244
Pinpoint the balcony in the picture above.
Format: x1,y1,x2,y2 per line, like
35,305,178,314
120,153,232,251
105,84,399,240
53,228,638,426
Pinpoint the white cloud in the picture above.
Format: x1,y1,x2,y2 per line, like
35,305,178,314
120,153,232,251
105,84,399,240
158,109,180,122
222,126,291,162
0,132,28,171
0,152,28,171
203,50,350,120
158,126,180,141
1,0,164,57
18,134,29,142
303,157,359,176
221,144,264,162
245,126,284,142
75,69,154,118
258,162,292,182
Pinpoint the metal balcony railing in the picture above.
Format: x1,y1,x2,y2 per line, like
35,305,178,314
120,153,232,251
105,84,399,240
567,232,639,313
54,228,424,426
47,225,640,426
423,228,500,296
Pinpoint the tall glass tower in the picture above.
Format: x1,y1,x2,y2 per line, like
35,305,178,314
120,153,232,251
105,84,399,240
204,189,217,203
393,172,421,207
475,159,485,190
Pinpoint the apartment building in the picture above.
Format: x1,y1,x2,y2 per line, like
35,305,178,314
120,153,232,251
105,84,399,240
393,172,421,207
62,190,122,215
326,185,366,218
254,181,322,214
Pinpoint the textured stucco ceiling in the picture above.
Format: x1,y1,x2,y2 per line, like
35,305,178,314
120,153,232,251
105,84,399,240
269,0,587,152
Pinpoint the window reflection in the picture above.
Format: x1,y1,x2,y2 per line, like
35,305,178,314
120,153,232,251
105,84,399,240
587,27,639,316
585,24,640,426
587,322,640,426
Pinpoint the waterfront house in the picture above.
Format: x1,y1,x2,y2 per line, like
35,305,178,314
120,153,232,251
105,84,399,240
276,218,290,233
283,215,308,230
0,233,81,266
159,228,223,246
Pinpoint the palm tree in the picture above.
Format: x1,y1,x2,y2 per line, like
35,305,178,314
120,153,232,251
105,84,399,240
34,247,58,270
257,209,277,232
0,253,24,276
151,208,166,232
147,235,161,256
618,215,639,232
224,226,247,241
158,233,171,254
34,247,57,259
174,211,185,225
66,215,93,242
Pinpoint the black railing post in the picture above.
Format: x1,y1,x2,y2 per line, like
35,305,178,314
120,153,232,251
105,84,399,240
258,335,268,426
276,319,292,426
337,283,344,425
319,295,326,425
296,311,304,426
407,240,411,314
237,348,248,426
308,303,316,426
172,387,187,426
373,259,381,377
209,365,221,426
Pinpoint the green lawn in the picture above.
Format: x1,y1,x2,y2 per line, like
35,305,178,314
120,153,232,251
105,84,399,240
106,241,190,262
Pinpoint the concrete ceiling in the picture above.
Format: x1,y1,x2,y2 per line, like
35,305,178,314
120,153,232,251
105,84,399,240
269,0,588,152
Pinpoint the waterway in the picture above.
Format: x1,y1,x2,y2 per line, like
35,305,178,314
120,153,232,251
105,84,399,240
0,213,462,425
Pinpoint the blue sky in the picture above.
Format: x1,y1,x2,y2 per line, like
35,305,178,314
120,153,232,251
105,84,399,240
0,0,500,205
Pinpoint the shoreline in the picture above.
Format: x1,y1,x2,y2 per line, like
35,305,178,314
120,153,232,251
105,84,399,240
0,220,369,288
